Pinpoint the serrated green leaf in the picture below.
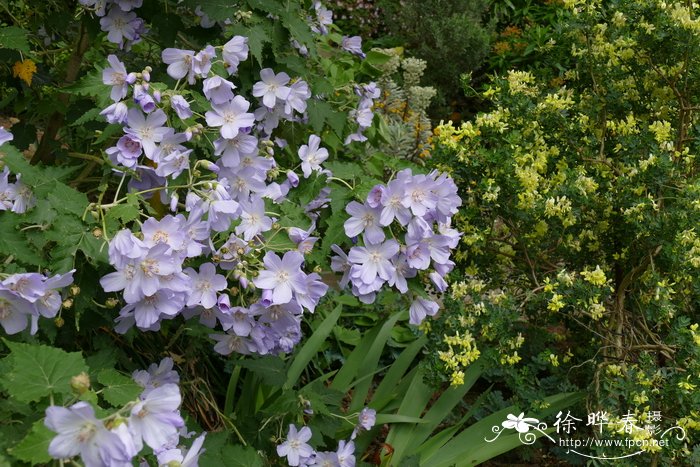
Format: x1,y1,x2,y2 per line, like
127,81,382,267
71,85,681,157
97,369,142,407
2,339,88,403
105,203,140,226
63,67,105,97
325,161,363,180
0,26,30,52
307,99,346,137
185,0,239,21
1,143,79,188
246,0,281,13
238,355,287,387
70,107,102,126
277,201,306,229
45,214,108,270
263,229,297,251
245,24,272,66
280,10,315,46
7,420,53,465
0,213,45,266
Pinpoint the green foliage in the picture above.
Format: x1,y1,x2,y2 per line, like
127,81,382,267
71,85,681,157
1,339,88,403
7,420,54,465
96,369,143,407
431,0,700,463
377,0,494,115
0,26,30,52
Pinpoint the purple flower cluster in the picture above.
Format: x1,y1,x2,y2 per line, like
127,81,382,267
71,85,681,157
45,357,205,467
96,33,334,356
331,169,462,324
345,82,380,144
79,0,147,49
0,270,74,335
277,408,375,466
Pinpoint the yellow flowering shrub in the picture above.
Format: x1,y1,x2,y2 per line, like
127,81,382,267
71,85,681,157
428,0,700,463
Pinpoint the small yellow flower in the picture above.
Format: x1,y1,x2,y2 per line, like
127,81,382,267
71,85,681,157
12,59,37,86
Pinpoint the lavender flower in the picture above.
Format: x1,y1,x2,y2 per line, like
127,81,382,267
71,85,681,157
252,68,291,108
0,127,13,146
336,440,355,467
348,240,399,285
0,289,35,335
100,101,128,124
409,297,439,325
45,402,131,466
203,76,236,105
342,36,365,59
103,54,129,102
156,433,206,467
124,108,170,159
358,407,376,430
100,7,140,48
298,134,329,178
132,356,180,396
277,424,314,467
236,195,273,240
171,94,193,119
193,45,216,78
285,80,311,114
184,263,227,309
129,383,184,451
253,251,307,305
223,36,249,74
205,96,255,139
344,201,384,244
162,48,196,83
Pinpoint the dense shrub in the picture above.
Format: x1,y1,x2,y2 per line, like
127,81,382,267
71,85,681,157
377,0,494,117
431,0,700,464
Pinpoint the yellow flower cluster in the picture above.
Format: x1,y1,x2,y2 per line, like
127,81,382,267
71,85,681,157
581,265,607,286
438,331,481,386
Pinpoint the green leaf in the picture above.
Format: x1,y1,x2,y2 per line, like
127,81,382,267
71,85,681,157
70,107,102,126
325,161,363,180
286,304,343,388
244,24,272,66
238,355,287,387
277,201,307,229
97,369,142,407
307,99,346,137
0,26,30,52
262,229,297,251
280,9,316,46
7,420,53,465
105,203,140,228
204,440,265,467
2,339,88,403
0,213,45,266
190,0,243,21
1,143,78,189
63,67,106,97
246,0,281,13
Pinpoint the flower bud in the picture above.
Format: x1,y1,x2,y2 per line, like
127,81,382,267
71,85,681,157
70,372,91,395
92,227,103,238
54,316,64,328
70,285,81,296
106,297,119,308
62,298,73,309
